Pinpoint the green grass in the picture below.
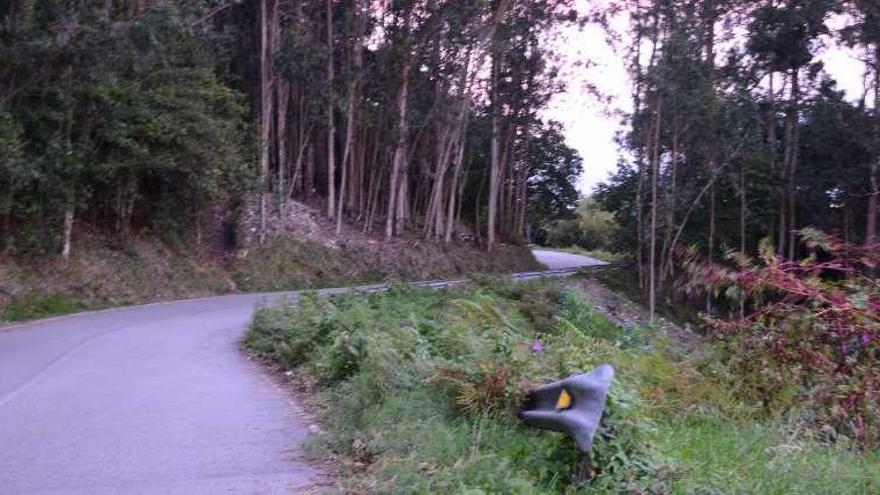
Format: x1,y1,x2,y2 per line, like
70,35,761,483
657,419,880,494
1,291,92,322
246,279,880,493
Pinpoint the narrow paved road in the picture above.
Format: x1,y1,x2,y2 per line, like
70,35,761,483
0,249,600,494
532,249,608,269
0,292,323,494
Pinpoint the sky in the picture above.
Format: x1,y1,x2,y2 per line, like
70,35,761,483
543,5,867,195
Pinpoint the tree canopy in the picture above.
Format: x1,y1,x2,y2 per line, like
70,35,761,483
0,0,583,257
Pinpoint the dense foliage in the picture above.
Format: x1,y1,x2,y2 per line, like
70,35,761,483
591,0,879,317
542,198,619,252
247,280,880,492
0,1,251,252
0,0,583,258
683,230,880,446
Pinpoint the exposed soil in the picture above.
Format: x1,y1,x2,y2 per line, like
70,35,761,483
0,197,539,321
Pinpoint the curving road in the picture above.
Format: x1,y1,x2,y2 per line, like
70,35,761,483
0,249,601,494
532,249,608,270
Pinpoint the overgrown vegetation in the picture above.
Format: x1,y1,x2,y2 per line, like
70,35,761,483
592,0,880,321
1,292,91,322
0,231,232,322
683,229,880,448
246,279,880,492
0,232,539,323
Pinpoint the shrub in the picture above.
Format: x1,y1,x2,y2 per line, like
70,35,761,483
682,230,880,446
545,199,618,252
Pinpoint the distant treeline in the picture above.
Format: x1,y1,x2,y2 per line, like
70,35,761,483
0,0,582,258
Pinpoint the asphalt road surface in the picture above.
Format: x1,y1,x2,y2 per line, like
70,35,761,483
0,248,602,494
532,249,608,270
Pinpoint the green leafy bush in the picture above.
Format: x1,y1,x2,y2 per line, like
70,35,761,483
544,199,619,252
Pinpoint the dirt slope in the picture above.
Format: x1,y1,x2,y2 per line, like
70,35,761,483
0,199,539,321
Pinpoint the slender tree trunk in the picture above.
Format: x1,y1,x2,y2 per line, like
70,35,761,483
386,56,411,238
780,70,797,257
396,168,408,233
765,72,784,252
867,45,880,248
325,0,336,220
258,0,275,243
305,142,315,196
705,5,717,312
649,98,662,322
740,162,747,318
635,6,659,291
61,199,74,262
445,126,468,243
662,117,679,282
487,54,501,251
787,67,800,260
277,80,289,210
336,30,361,236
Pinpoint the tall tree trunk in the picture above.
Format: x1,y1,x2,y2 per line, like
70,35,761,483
272,3,286,211
487,54,500,251
780,69,797,257
277,79,290,210
649,98,662,322
635,5,659,291
325,0,336,220
787,67,800,260
445,123,468,243
662,117,679,282
867,45,880,248
740,161,747,317
765,72,784,252
337,29,362,236
386,56,411,238
705,4,717,312
258,0,275,243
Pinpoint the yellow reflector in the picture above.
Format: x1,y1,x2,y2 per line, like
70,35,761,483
555,389,572,410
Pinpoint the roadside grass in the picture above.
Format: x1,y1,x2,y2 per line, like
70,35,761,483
0,232,539,324
657,418,880,494
1,291,93,322
246,278,880,493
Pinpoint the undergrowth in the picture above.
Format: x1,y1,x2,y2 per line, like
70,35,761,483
246,278,880,493
1,291,91,321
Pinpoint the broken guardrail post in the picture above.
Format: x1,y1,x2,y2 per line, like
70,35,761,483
518,364,615,480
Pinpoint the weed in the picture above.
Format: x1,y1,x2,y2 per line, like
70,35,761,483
247,280,880,493
1,291,89,322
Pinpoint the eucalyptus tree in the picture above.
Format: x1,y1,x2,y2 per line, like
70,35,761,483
747,0,834,258
842,0,880,247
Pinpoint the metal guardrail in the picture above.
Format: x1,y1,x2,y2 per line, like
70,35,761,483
313,264,620,299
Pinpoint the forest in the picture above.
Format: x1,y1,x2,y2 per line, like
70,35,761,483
0,0,582,259
589,0,879,316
